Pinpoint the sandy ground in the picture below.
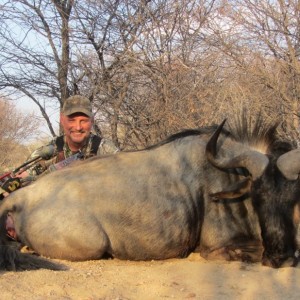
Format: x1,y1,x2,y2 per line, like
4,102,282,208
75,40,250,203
0,253,299,300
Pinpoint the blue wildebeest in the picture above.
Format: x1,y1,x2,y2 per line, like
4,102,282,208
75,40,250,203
0,116,299,270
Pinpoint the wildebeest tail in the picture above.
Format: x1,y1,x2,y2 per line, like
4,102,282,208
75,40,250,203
0,242,67,271
0,211,67,271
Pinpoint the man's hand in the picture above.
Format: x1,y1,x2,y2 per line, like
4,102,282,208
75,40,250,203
15,170,29,179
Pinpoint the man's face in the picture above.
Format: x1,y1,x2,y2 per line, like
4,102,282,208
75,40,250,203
60,112,93,146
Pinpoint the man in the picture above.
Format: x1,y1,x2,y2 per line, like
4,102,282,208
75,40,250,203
19,95,119,182
1,95,119,239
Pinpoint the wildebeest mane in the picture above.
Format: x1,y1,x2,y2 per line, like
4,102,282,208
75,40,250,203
227,111,293,156
145,112,292,156
101,110,292,157
145,125,224,150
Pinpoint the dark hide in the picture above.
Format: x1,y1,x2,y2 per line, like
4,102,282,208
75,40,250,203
252,158,300,267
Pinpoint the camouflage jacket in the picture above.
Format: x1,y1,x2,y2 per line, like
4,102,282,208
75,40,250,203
26,133,119,179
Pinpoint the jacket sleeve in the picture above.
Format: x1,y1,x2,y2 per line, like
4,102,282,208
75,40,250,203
24,140,57,177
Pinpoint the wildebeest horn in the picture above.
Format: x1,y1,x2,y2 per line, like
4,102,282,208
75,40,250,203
206,119,269,180
210,177,252,200
277,149,300,180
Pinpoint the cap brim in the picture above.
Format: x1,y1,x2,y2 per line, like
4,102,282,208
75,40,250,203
64,108,93,117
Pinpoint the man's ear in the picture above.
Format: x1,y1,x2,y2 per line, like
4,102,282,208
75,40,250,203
60,113,65,124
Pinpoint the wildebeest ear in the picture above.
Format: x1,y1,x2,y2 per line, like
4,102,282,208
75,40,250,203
277,149,300,180
209,177,252,201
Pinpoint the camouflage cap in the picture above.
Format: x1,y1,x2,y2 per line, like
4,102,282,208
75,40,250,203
62,95,93,117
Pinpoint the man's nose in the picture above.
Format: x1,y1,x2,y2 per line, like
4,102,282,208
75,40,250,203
74,120,83,130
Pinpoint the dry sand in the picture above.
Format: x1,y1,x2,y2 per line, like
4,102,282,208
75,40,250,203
0,253,299,299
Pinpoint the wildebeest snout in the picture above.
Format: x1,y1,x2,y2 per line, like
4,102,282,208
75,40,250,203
262,250,299,268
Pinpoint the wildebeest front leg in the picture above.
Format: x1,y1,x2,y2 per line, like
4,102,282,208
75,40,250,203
200,240,263,263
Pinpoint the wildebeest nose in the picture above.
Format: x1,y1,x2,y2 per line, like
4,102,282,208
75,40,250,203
262,251,299,268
